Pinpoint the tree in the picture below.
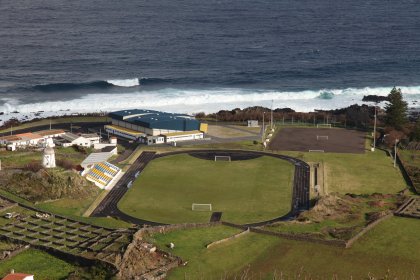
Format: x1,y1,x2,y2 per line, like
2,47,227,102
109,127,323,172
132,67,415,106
385,87,408,130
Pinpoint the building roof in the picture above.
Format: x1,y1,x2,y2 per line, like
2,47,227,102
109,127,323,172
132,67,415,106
60,133,83,142
81,133,99,139
2,273,34,280
109,109,200,131
36,129,65,136
81,153,113,167
0,135,22,142
15,133,42,141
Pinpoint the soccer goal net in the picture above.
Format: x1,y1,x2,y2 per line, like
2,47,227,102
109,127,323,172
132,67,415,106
317,124,332,128
316,135,329,140
214,155,231,162
192,203,212,211
309,149,325,153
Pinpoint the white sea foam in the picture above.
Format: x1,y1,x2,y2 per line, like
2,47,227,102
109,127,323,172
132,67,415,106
0,86,419,126
106,78,140,87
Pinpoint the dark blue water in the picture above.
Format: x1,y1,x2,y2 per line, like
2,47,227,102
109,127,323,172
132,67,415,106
0,0,419,114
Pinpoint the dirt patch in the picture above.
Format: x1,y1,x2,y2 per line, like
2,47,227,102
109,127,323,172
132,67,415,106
269,128,366,153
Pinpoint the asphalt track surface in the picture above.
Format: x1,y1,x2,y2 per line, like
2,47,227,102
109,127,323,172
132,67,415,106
91,150,310,227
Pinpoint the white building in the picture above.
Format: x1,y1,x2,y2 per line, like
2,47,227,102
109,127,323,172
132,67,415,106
0,130,65,151
55,133,100,147
163,130,204,143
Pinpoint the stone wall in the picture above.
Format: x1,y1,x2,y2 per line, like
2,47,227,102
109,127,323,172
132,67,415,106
206,228,250,248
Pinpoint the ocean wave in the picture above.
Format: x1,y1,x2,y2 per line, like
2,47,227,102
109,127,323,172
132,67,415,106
1,86,419,126
106,78,139,87
32,78,141,92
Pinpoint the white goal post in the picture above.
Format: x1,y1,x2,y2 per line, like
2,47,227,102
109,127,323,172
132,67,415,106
317,124,332,128
316,135,329,140
192,203,212,211
214,155,231,162
308,149,325,153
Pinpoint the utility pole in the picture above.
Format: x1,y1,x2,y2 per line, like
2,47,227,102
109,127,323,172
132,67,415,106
373,106,377,151
394,139,399,168
270,100,274,130
49,119,52,130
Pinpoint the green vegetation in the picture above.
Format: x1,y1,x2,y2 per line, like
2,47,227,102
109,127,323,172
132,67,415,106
264,193,401,240
186,136,407,195
282,148,407,194
119,154,294,224
0,249,76,280
385,87,408,129
151,217,420,279
0,147,86,169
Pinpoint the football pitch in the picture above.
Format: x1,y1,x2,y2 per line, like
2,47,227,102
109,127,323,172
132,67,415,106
118,154,294,224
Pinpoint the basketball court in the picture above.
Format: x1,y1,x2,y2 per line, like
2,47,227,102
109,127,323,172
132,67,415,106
269,128,366,153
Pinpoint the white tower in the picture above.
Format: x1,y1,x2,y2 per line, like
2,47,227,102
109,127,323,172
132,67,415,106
42,145,56,168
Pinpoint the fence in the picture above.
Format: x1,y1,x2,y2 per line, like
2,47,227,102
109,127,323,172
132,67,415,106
395,151,419,194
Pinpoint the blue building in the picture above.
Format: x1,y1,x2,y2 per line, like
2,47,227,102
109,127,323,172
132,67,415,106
105,109,207,144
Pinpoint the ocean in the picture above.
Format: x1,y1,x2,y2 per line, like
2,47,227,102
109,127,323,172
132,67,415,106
0,0,419,124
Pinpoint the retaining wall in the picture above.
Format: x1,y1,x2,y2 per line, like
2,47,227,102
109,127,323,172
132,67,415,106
206,228,250,248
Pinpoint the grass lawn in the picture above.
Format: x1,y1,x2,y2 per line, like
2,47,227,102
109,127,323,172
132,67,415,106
0,249,76,280
118,154,294,224
280,148,407,194
151,217,420,279
37,196,98,217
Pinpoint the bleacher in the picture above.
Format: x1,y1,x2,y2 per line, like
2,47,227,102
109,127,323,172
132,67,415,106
85,161,121,189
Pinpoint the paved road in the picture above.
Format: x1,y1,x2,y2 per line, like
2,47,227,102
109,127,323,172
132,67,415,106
91,149,310,227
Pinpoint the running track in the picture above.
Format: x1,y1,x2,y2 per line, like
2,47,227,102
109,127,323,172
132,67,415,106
90,150,310,226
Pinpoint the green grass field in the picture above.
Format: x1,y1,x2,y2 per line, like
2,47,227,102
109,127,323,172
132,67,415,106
118,154,294,224
151,217,420,279
0,249,76,280
282,148,407,194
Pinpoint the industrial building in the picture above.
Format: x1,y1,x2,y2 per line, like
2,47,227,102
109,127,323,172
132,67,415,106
54,132,100,147
105,109,207,144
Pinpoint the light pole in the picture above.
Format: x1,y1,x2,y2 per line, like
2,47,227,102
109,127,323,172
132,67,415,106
372,106,377,152
262,112,265,142
394,139,399,168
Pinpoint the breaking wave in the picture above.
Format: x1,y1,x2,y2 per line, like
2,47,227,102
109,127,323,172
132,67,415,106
106,78,139,87
32,78,141,92
1,86,419,122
